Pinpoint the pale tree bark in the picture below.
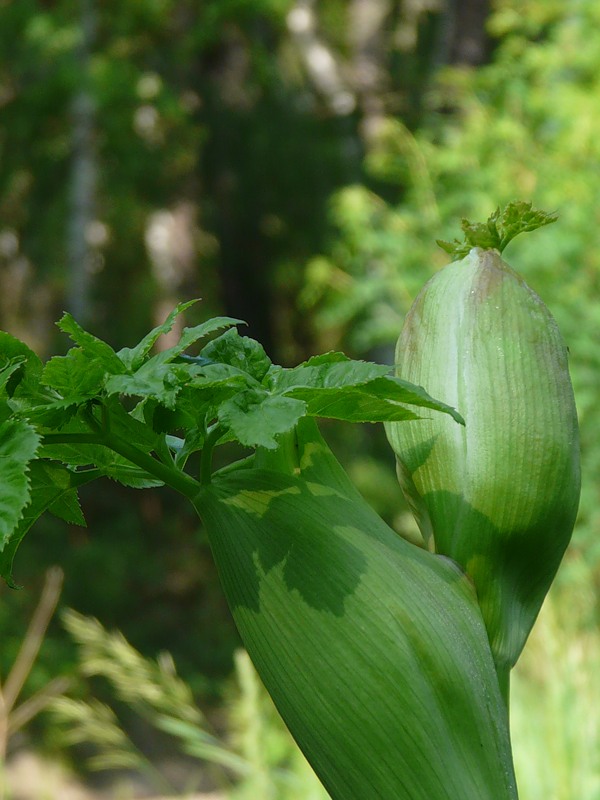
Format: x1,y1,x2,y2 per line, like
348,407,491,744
348,0,391,144
67,0,98,325
445,0,492,65
144,203,198,349
286,0,357,116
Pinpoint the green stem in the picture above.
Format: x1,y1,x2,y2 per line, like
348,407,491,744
200,424,225,485
104,433,201,499
42,432,201,501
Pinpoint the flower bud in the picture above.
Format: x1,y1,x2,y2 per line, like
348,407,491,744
385,248,580,672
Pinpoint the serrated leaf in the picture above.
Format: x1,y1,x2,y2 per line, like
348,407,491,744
272,357,390,393
196,419,518,800
437,201,558,260
283,376,463,425
301,352,353,366
42,348,109,399
107,330,245,410
436,237,472,260
218,390,307,449
285,385,421,422
0,356,27,394
39,432,164,490
362,375,465,422
117,306,241,372
154,316,244,366
29,461,87,525
0,461,94,585
117,300,198,370
25,397,87,429
0,334,49,413
49,487,85,526
105,362,187,408
0,419,41,549
498,201,557,250
57,314,124,374
200,329,271,383
0,332,44,394
103,398,161,453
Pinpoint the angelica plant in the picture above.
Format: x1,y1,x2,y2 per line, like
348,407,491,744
0,203,580,800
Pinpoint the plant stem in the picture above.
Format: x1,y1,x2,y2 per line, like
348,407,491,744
199,424,224,485
42,432,201,501
103,432,201,499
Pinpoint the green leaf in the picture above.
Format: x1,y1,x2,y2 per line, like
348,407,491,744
0,356,27,394
117,307,241,371
30,461,87,525
40,421,164,489
42,348,109,399
0,332,43,397
271,355,390,392
116,300,198,370
437,201,558,260
282,375,463,424
200,329,271,382
104,362,182,408
218,390,307,449
21,398,83,429
285,385,421,422
195,419,518,800
0,419,40,550
0,461,92,585
497,201,558,249
43,314,131,402
57,314,125,374
49,485,86,525
156,316,244,365
106,322,245,408
270,356,463,425
102,398,161,453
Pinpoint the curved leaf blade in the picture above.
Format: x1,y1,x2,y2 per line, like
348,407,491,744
196,423,517,800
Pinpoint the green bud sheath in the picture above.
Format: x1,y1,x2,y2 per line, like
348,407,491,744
195,419,518,800
385,248,581,672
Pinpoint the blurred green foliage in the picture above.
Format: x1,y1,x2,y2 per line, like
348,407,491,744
49,611,329,798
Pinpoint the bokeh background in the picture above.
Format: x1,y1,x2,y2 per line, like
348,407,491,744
1,0,600,797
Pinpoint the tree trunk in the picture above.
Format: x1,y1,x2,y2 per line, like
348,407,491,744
67,0,97,325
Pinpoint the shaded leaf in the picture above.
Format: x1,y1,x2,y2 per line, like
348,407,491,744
0,419,40,549
0,460,92,585
196,419,518,800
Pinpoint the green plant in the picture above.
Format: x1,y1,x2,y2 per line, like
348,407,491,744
0,203,580,798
